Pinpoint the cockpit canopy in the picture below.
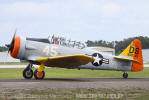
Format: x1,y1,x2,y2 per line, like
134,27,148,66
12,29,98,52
27,35,86,49
49,35,86,49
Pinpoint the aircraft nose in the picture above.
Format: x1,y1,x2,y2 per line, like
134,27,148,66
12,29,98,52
9,36,21,58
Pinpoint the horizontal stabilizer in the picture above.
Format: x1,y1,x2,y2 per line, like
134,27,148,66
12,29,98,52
114,56,139,63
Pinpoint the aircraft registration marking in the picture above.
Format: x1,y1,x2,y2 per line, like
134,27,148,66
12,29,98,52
43,46,58,56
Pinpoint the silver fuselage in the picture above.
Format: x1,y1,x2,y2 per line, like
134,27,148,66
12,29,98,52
16,37,132,71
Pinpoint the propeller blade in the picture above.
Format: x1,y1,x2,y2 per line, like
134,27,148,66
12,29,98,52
6,29,17,53
10,29,17,45
5,44,10,48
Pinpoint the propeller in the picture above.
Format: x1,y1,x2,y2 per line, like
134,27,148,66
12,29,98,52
5,29,17,53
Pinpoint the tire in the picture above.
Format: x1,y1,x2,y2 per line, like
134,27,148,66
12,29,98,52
34,69,45,80
23,68,33,79
123,73,128,79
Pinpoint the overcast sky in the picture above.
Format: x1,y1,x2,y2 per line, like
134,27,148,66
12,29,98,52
0,0,149,46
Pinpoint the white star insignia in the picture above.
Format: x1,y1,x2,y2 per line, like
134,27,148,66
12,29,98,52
93,54,102,65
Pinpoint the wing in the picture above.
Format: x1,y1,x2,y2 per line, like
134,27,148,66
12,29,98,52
36,54,94,68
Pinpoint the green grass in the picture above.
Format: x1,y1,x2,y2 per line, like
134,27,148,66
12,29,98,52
0,62,28,65
0,67,149,79
0,68,149,100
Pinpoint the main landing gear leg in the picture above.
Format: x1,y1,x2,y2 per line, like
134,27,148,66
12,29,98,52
23,64,33,79
123,72,128,79
34,64,45,80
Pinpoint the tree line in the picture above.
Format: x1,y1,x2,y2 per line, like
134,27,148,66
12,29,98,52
0,46,8,52
86,36,149,54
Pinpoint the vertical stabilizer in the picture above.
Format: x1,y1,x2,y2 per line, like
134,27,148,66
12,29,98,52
119,39,143,72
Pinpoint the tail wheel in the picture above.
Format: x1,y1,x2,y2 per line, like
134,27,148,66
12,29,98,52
123,72,128,79
34,69,45,80
23,69,33,79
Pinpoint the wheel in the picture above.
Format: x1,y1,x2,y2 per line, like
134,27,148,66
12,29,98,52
123,72,128,79
34,69,45,80
23,68,33,79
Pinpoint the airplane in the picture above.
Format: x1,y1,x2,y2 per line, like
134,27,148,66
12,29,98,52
6,33,144,80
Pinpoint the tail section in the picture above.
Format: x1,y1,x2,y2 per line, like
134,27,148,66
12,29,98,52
119,39,143,72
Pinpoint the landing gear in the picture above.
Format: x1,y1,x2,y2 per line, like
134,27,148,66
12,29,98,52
123,72,128,79
34,69,45,80
23,64,33,79
34,64,45,80
23,64,45,80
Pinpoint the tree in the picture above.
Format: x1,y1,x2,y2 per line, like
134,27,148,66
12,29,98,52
0,46,8,52
86,36,149,55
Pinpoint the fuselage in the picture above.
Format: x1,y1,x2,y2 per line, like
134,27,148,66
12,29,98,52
7,34,143,80
11,36,132,72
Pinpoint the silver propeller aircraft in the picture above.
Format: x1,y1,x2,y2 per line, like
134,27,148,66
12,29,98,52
6,33,144,80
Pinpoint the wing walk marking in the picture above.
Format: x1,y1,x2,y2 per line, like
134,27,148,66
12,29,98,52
36,54,94,68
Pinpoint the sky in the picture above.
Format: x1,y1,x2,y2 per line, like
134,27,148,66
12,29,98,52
0,0,149,46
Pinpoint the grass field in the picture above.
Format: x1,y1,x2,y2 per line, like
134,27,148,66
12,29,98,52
0,67,149,100
0,67,149,79
0,87,149,100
